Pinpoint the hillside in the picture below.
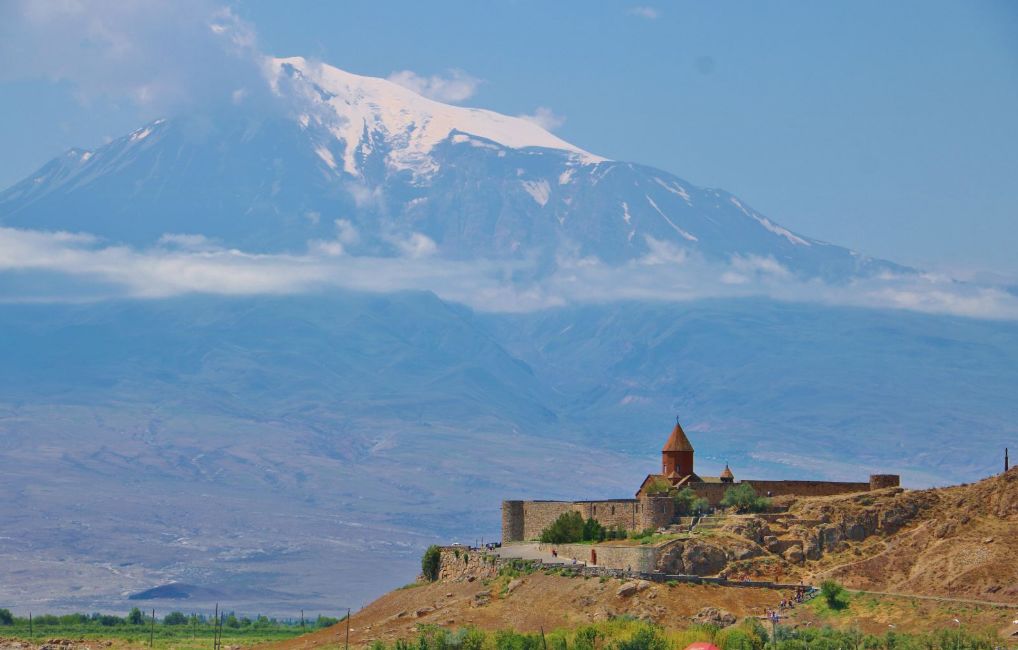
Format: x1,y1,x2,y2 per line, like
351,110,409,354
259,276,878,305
253,472,1018,649
801,467,1018,600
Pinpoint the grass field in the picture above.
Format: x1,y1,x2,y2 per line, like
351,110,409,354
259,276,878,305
0,609,338,649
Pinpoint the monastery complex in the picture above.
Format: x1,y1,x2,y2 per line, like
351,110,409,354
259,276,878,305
502,419,899,543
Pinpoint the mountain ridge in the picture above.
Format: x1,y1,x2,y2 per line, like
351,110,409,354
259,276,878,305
0,57,908,283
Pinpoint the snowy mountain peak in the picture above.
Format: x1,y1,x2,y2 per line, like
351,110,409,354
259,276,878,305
268,56,606,177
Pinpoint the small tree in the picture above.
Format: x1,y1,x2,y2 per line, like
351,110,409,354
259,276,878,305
421,544,442,581
538,511,585,543
163,612,188,626
643,477,672,496
820,580,847,609
0,609,13,626
672,487,702,515
127,607,145,625
581,517,606,542
720,483,771,513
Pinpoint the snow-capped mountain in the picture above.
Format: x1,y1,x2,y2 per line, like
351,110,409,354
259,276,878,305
0,57,905,281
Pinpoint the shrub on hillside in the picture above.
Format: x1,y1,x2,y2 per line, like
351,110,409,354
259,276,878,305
819,580,847,610
421,544,442,581
615,626,669,650
720,483,770,513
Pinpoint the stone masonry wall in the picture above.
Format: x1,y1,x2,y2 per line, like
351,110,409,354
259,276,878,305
689,480,872,505
502,477,898,541
536,542,659,572
505,497,676,542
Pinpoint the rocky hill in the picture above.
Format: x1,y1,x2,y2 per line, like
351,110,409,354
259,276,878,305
253,472,1018,650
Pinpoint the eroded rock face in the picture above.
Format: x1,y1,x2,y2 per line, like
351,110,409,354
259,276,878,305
691,606,737,628
722,517,770,544
617,581,640,597
682,540,729,576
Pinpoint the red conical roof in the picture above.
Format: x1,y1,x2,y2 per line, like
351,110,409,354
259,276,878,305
720,464,734,479
662,420,694,452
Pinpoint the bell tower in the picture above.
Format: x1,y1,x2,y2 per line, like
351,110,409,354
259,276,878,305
662,416,694,481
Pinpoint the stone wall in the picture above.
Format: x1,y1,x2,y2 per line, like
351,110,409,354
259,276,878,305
503,497,675,542
689,479,877,505
437,546,500,582
502,476,900,541
536,542,659,572
869,474,901,490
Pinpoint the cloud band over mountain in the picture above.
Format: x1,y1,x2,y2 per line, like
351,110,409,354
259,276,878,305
2,226,1015,320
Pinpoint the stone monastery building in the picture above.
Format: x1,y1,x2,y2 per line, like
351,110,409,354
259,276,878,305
502,419,899,543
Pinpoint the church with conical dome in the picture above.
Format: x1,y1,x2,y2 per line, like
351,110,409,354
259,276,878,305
501,417,899,543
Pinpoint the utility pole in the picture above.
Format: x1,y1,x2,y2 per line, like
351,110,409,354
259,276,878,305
28,613,32,639
300,609,305,634
149,609,155,648
345,608,351,650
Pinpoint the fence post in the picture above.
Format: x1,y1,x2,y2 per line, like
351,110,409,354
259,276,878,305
150,609,155,648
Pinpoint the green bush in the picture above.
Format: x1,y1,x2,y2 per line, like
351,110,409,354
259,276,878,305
672,488,709,515
421,544,442,581
615,626,669,650
539,511,585,543
582,517,607,542
163,612,188,626
819,580,847,609
0,609,12,626
643,477,672,495
720,484,771,513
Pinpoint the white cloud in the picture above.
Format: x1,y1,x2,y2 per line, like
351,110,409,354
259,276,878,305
0,1,268,112
517,107,566,131
387,69,481,104
2,226,1018,321
393,232,438,259
629,6,660,19
157,233,217,251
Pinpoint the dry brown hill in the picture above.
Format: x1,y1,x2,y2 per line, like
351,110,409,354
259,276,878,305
257,470,1017,650
799,466,1018,600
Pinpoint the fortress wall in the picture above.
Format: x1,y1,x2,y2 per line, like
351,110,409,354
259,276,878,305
575,500,643,531
505,499,648,541
869,474,901,490
689,479,873,505
537,542,659,572
502,500,525,543
638,496,675,530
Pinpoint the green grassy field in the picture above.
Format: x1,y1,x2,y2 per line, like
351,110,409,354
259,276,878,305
0,609,336,649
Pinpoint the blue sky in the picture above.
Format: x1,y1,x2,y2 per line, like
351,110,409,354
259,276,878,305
1,0,1016,276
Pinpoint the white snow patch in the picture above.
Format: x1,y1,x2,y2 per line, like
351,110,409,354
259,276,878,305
522,180,550,206
621,201,632,225
653,177,691,203
315,146,338,170
80,152,93,162
646,196,698,241
730,197,810,246
270,57,606,178
558,168,575,185
129,127,152,142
